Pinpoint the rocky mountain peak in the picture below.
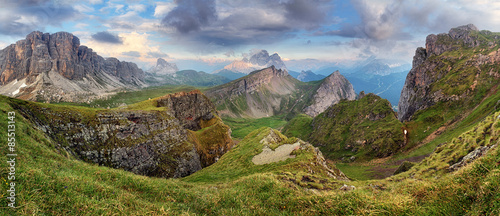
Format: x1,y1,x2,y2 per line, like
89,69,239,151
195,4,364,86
398,24,496,122
205,66,296,118
157,58,169,67
249,50,270,65
147,58,178,75
426,24,481,57
0,31,145,103
304,70,356,117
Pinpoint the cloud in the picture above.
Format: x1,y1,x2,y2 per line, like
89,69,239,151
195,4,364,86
320,0,500,41
146,52,169,58
162,0,217,34
128,4,147,13
0,1,81,36
154,2,176,18
83,32,168,67
160,0,335,50
122,51,141,57
282,0,330,29
91,31,123,44
223,50,235,57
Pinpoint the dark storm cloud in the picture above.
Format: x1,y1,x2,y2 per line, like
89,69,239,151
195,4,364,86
162,0,334,49
161,0,217,34
91,31,123,44
283,0,329,29
122,51,141,57
0,1,80,36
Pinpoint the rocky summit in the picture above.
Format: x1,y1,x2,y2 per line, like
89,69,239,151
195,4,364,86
304,71,356,117
0,31,145,103
398,24,500,122
147,58,179,75
206,66,356,118
9,90,234,178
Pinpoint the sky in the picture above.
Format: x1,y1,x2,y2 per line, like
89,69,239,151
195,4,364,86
1,0,500,72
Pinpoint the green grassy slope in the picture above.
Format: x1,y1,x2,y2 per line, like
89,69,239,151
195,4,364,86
222,116,288,139
284,94,404,161
1,95,499,215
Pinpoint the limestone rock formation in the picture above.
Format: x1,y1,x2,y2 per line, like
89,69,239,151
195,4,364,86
10,90,234,178
398,24,500,122
0,31,145,103
147,58,178,75
304,71,356,117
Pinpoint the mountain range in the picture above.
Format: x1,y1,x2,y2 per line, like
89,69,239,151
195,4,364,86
212,50,287,79
2,24,500,215
205,66,355,118
145,58,231,87
0,31,145,103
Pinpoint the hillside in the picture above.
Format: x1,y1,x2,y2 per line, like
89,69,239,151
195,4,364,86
205,66,355,118
0,31,145,103
395,24,500,158
205,66,299,118
1,94,499,215
284,93,404,161
6,90,234,178
399,24,500,122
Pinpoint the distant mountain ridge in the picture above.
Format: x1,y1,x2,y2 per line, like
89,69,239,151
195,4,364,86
205,66,355,118
213,50,287,78
147,58,178,75
145,58,230,87
0,31,145,103
297,70,326,82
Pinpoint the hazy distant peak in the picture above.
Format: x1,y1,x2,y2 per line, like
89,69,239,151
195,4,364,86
218,49,287,74
148,58,179,75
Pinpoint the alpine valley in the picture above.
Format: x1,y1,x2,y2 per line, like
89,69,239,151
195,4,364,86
1,24,500,216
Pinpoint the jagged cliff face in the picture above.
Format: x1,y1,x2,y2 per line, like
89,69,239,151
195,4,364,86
206,66,296,118
0,31,145,103
398,24,500,122
304,71,356,117
10,90,234,178
147,58,178,75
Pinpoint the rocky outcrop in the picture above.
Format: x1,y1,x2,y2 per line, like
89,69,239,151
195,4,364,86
10,90,234,178
448,145,497,172
147,58,178,75
398,24,500,122
0,31,145,103
157,90,217,131
304,71,356,117
253,128,349,180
